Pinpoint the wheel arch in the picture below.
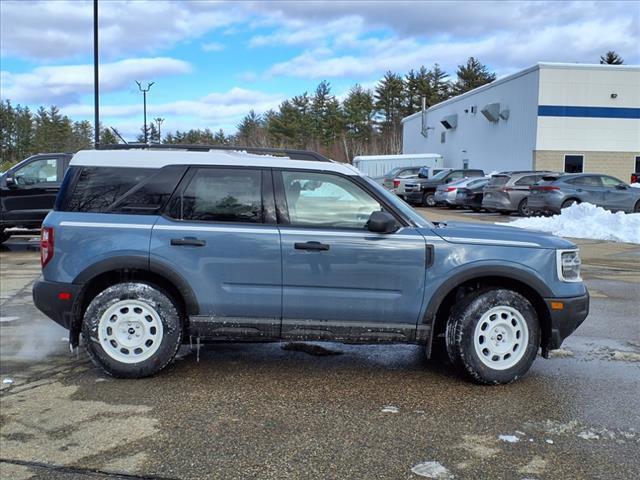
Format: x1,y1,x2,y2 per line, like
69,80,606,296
69,256,198,346
424,267,552,359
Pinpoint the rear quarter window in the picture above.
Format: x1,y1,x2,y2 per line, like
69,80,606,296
488,175,510,187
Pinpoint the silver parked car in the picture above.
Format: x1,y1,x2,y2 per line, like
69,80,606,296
434,177,489,207
375,167,423,188
528,173,640,214
482,171,555,216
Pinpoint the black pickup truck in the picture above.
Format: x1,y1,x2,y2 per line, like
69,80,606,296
1,153,73,243
404,168,485,206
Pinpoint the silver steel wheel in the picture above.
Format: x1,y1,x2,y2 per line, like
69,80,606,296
473,305,529,370
98,299,164,364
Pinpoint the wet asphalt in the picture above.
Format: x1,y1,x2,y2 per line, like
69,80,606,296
1,212,639,480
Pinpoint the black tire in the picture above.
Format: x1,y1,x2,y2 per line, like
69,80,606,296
0,229,11,244
422,192,436,207
518,198,531,217
561,198,578,210
445,288,540,385
82,282,183,378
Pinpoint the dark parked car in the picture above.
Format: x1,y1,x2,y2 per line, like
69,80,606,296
404,169,485,207
454,177,491,211
632,172,639,184
1,153,73,243
482,171,555,216
528,173,640,214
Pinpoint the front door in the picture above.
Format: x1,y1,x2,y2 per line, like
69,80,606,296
276,170,427,340
2,156,62,225
150,167,282,339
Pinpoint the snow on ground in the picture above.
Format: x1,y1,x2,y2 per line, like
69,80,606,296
506,203,640,244
630,183,640,188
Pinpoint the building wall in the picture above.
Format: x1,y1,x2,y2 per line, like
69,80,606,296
402,67,539,172
533,150,639,182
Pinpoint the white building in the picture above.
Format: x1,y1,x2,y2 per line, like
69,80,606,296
402,63,640,181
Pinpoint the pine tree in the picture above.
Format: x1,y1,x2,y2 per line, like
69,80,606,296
453,57,496,95
342,84,375,160
375,72,405,153
600,50,624,64
430,63,451,103
99,127,119,145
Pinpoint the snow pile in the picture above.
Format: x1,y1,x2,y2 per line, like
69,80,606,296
506,203,640,244
631,183,640,189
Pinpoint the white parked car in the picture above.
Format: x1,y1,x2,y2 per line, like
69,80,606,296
434,177,490,207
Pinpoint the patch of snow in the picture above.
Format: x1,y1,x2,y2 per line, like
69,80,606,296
411,461,454,479
549,348,575,358
505,203,640,244
545,439,554,444
499,434,520,443
381,405,400,413
2,378,14,384
577,431,600,440
630,183,640,188
611,351,640,362
0,316,20,323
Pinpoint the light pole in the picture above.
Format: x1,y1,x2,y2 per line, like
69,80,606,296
154,117,164,144
93,0,99,148
135,81,154,143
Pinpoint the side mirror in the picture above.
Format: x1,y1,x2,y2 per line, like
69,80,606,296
367,211,398,234
5,175,17,188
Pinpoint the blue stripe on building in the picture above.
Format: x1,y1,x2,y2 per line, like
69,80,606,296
538,105,640,119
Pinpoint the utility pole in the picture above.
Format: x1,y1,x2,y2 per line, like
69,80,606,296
93,0,99,148
135,81,154,143
154,117,164,143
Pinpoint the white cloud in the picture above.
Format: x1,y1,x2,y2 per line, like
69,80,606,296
1,57,192,104
201,42,225,52
60,87,285,138
0,0,242,60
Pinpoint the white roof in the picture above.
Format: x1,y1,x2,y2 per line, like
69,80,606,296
71,149,361,176
353,153,442,161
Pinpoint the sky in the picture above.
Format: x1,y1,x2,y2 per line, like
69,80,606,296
1,0,639,140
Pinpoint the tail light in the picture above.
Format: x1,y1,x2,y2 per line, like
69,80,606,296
41,226,54,268
502,187,514,192
632,173,638,183
445,187,457,192
393,180,400,188
533,185,560,191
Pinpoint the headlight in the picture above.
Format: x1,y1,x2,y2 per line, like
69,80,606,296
556,249,582,282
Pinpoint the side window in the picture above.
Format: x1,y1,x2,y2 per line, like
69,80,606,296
568,176,600,187
635,156,640,173
448,171,464,182
600,176,623,188
515,175,537,186
13,158,58,185
281,171,381,229
564,155,584,173
171,168,262,223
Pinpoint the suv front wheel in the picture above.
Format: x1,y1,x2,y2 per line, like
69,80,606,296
82,282,183,378
445,288,540,384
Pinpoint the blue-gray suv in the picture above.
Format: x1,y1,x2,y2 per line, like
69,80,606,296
33,146,589,384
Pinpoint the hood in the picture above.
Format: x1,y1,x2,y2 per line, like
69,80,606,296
431,221,576,249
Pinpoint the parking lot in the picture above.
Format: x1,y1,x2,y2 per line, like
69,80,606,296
1,208,639,480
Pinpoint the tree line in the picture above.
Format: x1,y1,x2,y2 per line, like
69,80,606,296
1,51,625,167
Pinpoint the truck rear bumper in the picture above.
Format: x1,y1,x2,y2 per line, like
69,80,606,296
33,277,81,330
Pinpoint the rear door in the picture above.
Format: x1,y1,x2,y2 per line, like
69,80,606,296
276,169,427,331
2,155,62,225
567,176,604,205
150,167,282,333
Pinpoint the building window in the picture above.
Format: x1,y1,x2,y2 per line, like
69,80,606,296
635,156,639,173
564,155,584,173
440,131,446,143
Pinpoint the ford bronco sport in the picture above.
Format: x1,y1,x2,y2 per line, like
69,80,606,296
33,145,589,384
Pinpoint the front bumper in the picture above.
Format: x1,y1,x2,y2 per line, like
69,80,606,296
544,291,590,351
33,277,82,330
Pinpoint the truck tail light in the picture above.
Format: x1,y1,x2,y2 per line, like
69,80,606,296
393,180,400,188
41,226,54,268
445,187,457,192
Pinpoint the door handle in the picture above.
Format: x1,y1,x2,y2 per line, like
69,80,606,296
294,241,330,251
171,237,206,247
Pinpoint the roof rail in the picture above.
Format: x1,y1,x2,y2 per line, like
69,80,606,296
96,143,332,162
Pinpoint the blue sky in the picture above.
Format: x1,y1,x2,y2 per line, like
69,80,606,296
1,0,639,139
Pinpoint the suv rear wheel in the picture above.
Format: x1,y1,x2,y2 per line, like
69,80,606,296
445,288,540,384
82,282,182,378
0,228,11,244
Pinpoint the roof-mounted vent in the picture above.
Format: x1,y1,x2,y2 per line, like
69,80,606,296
499,108,510,121
440,114,458,130
481,103,500,122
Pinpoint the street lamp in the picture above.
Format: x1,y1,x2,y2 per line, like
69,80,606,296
135,81,154,143
154,117,165,144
